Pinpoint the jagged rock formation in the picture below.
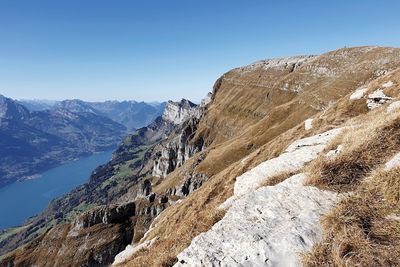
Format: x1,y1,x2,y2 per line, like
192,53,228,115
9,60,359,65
2,46,400,267
161,99,198,125
71,202,135,230
152,117,205,178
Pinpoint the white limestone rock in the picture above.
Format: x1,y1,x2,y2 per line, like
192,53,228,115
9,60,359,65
112,237,158,265
175,128,343,266
367,89,392,109
326,145,343,159
386,214,400,221
162,99,198,125
200,92,213,107
349,87,368,100
387,101,400,113
236,55,316,74
382,81,394,88
304,118,313,130
385,152,400,170
174,174,339,267
234,128,341,197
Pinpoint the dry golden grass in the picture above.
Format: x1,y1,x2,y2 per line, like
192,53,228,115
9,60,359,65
259,168,302,187
303,107,400,266
306,111,400,192
303,167,400,267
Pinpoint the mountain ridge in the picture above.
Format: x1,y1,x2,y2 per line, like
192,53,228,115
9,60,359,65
17,98,166,131
2,46,400,267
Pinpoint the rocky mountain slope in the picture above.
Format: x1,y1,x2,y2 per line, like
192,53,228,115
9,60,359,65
0,95,126,188
2,46,400,267
17,99,56,111
0,99,201,265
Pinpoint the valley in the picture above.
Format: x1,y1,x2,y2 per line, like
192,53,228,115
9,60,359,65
0,96,164,188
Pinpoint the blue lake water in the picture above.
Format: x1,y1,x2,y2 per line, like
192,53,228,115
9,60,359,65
0,150,114,230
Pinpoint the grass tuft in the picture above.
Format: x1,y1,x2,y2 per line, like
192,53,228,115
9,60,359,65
307,115,400,192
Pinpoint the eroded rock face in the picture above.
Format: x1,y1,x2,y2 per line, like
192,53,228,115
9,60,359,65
235,55,316,74
166,172,208,197
72,202,135,230
152,117,205,178
162,99,198,125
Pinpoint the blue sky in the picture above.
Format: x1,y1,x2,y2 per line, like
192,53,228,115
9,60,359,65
0,0,399,102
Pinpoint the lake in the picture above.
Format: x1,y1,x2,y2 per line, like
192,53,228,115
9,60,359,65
0,150,114,230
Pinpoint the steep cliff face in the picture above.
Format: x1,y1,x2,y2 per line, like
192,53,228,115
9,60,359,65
162,99,198,124
152,117,205,178
2,46,400,267
0,98,207,266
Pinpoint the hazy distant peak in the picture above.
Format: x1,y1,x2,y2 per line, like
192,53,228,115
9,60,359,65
0,95,31,120
55,99,99,114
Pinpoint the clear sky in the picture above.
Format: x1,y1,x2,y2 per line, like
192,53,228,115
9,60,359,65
0,0,400,102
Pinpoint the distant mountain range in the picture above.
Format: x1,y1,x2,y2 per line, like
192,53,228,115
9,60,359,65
0,95,165,188
18,99,166,131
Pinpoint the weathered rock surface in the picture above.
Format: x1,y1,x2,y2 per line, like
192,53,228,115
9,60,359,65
152,117,205,178
175,174,338,267
233,128,341,197
72,202,135,230
175,128,342,266
367,89,393,109
162,99,198,125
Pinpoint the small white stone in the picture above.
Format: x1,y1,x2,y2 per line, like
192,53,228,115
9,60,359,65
385,152,400,170
368,89,390,99
367,89,392,109
387,101,400,113
112,238,158,265
386,214,400,221
382,81,394,88
305,118,313,130
350,87,367,100
326,145,343,159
